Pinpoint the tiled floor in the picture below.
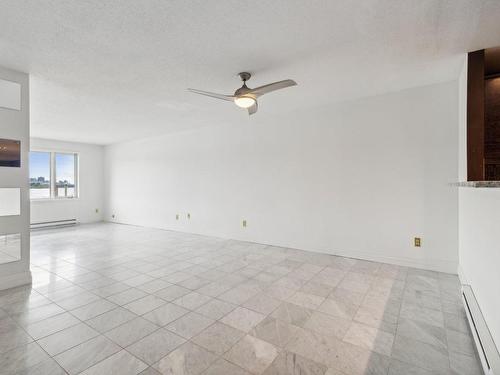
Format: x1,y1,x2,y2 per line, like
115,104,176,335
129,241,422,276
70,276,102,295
0,223,482,374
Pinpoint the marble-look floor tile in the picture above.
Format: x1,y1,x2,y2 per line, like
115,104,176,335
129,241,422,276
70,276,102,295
86,307,137,333
192,322,245,355
91,282,131,298
449,350,483,375
107,288,149,306
15,224,481,375
388,359,435,375
24,312,80,340
220,307,266,332
173,291,212,310
143,303,189,326
196,282,232,298
2,293,52,315
317,297,358,321
137,279,172,294
342,322,394,356
446,329,477,356
251,316,299,347
80,350,148,375
304,311,351,340
153,341,218,375
0,342,50,375
262,351,328,375
12,303,65,326
154,285,192,302
195,298,236,320
218,285,259,305
127,329,186,365
271,302,313,327
177,276,210,291
299,281,333,298
139,367,162,375
37,322,99,356
202,358,251,375
0,326,33,354
54,335,121,375
105,317,159,347
331,341,390,375
165,312,214,339
286,291,325,310
353,304,398,334
70,298,117,320
443,311,469,334
399,303,444,328
396,318,447,349
57,293,101,311
123,274,156,288
242,293,281,315
17,357,67,375
265,285,297,301
224,334,278,374
285,327,343,368
391,335,450,373
124,295,167,315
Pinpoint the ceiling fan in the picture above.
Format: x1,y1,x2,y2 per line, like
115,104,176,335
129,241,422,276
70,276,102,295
188,72,297,115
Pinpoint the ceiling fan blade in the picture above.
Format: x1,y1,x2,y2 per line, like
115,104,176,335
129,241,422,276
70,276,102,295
187,88,234,102
248,101,258,115
248,79,297,97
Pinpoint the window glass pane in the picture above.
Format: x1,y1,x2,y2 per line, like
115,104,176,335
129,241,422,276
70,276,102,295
55,153,76,198
29,151,51,199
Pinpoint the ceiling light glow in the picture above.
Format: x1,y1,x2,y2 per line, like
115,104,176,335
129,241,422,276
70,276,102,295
234,96,256,108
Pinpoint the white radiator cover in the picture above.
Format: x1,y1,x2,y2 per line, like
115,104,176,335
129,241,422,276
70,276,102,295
462,285,500,374
30,219,78,230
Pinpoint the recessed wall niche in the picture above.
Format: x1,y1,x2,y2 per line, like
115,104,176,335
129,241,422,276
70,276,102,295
0,139,21,167
0,188,21,216
0,233,21,264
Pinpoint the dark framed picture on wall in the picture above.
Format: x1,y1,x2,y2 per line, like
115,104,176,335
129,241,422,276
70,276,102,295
0,139,21,167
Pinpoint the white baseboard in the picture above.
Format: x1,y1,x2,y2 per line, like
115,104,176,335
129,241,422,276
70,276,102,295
0,271,32,291
309,247,457,274
105,219,457,274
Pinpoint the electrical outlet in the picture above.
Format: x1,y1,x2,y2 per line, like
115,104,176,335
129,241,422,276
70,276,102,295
187,213,191,219
414,237,421,247
242,220,247,228
176,214,179,220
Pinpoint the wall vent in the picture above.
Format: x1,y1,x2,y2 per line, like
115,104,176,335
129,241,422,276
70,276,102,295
462,285,500,374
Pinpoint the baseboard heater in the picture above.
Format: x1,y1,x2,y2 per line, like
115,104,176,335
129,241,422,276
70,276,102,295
462,285,500,374
30,219,78,230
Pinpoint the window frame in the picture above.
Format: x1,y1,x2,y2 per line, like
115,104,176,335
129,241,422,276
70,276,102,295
29,149,79,201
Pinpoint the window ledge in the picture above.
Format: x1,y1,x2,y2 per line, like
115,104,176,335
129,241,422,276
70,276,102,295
453,181,500,188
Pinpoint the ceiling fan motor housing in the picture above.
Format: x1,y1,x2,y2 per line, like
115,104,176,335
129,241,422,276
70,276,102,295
238,72,251,82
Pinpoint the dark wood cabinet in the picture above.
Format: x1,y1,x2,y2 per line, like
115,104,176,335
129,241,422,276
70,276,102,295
467,48,500,181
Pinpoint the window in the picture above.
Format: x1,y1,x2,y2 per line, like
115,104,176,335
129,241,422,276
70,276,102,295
55,153,77,198
29,151,51,199
29,151,78,199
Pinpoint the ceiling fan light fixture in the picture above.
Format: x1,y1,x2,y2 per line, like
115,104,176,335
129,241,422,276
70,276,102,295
234,96,256,109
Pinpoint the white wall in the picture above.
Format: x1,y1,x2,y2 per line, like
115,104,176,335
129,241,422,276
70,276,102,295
457,55,500,348
458,189,500,349
30,138,104,224
0,66,31,290
105,81,459,273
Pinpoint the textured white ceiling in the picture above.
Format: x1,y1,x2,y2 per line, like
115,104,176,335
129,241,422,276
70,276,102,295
1,0,500,144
